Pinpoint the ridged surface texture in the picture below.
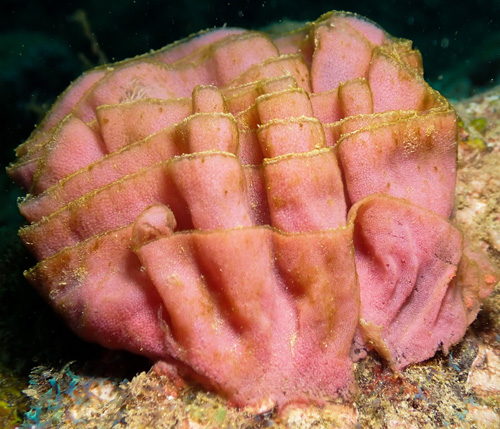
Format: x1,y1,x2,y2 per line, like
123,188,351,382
7,10,498,411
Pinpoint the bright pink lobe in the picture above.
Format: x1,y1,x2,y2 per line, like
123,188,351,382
338,111,457,217
349,195,467,369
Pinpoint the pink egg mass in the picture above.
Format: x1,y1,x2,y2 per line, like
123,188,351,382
7,10,498,411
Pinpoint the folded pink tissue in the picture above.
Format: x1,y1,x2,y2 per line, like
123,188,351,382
8,10,498,412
